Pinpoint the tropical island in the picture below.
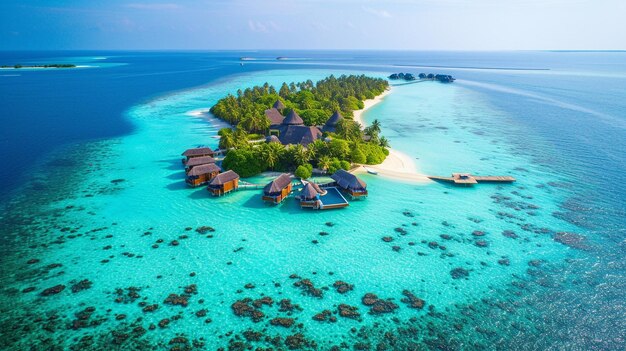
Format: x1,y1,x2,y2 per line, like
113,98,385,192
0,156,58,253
209,75,391,178
1,64,77,69
389,72,455,83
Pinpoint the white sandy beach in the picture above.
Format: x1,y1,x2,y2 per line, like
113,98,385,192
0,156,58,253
351,88,431,183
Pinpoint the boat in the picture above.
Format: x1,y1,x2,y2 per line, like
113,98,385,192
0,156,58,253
364,167,378,175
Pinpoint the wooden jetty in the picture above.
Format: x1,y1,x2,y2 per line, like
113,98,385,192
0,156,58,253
428,173,515,186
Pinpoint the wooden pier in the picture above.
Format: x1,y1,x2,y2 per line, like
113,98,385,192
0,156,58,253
428,173,515,186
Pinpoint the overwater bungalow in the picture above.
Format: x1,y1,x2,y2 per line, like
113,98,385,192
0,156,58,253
186,163,221,187
207,170,240,196
182,147,215,163
262,173,293,204
184,156,216,172
330,170,368,198
297,182,349,210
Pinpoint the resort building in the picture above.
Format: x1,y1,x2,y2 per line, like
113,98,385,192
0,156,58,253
265,108,284,129
262,173,293,204
182,147,215,163
298,182,324,209
330,170,368,198
322,111,343,133
184,156,216,172
207,170,240,196
276,110,323,146
186,163,221,187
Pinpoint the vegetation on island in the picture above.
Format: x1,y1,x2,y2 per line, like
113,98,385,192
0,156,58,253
389,72,455,83
212,75,391,178
1,64,77,69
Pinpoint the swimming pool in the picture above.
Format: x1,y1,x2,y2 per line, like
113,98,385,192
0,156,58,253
319,187,349,208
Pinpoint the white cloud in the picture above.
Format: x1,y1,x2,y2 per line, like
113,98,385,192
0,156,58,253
363,7,392,18
125,3,181,10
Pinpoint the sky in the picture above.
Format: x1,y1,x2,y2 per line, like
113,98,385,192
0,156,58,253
1,0,625,51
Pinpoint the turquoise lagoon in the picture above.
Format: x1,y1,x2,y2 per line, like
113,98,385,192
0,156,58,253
0,61,620,350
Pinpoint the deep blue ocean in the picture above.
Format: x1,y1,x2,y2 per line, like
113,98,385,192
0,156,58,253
0,51,624,350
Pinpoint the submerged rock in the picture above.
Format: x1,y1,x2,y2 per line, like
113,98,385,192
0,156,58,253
450,267,470,279
401,290,425,309
231,298,265,322
71,279,93,293
553,232,591,250
502,230,518,239
333,281,354,294
270,317,295,328
41,284,65,296
293,278,323,298
338,304,360,319
195,226,215,234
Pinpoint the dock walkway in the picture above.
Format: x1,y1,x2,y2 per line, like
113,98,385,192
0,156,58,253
428,173,515,186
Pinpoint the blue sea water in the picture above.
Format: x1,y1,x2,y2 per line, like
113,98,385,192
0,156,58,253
0,51,624,350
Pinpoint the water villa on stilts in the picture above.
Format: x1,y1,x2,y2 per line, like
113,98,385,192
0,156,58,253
297,182,349,210
208,170,240,196
181,147,215,164
262,173,293,204
184,156,216,172
186,163,221,187
330,170,368,199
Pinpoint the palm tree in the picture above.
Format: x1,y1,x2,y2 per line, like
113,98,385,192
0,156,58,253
370,119,382,134
318,156,332,173
291,144,309,166
260,143,282,170
218,128,236,149
379,136,390,148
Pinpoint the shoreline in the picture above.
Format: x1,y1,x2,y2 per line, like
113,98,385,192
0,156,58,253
352,88,430,183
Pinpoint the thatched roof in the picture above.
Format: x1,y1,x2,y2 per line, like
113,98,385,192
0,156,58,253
265,108,284,126
266,135,280,143
331,169,367,191
185,156,216,167
187,163,221,176
263,173,292,194
278,125,322,146
325,111,343,126
282,110,304,125
182,147,214,157
209,170,240,186
273,100,286,110
300,183,320,200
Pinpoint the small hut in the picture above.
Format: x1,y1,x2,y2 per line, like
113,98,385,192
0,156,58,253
330,170,368,198
207,170,240,196
184,156,216,172
186,163,221,187
262,173,293,204
298,182,322,209
182,147,214,163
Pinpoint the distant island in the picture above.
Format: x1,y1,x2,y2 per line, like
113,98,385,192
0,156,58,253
389,72,455,83
209,75,390,177
1,64,77,69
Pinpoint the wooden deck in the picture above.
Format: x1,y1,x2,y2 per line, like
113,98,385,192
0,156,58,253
428,173,515,186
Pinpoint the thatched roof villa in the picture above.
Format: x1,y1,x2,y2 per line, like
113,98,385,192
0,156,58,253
208,170,240,196
331,169,368,198
184,156,216,171
182,147,215,163
262,173,293,204
186,163,221,187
